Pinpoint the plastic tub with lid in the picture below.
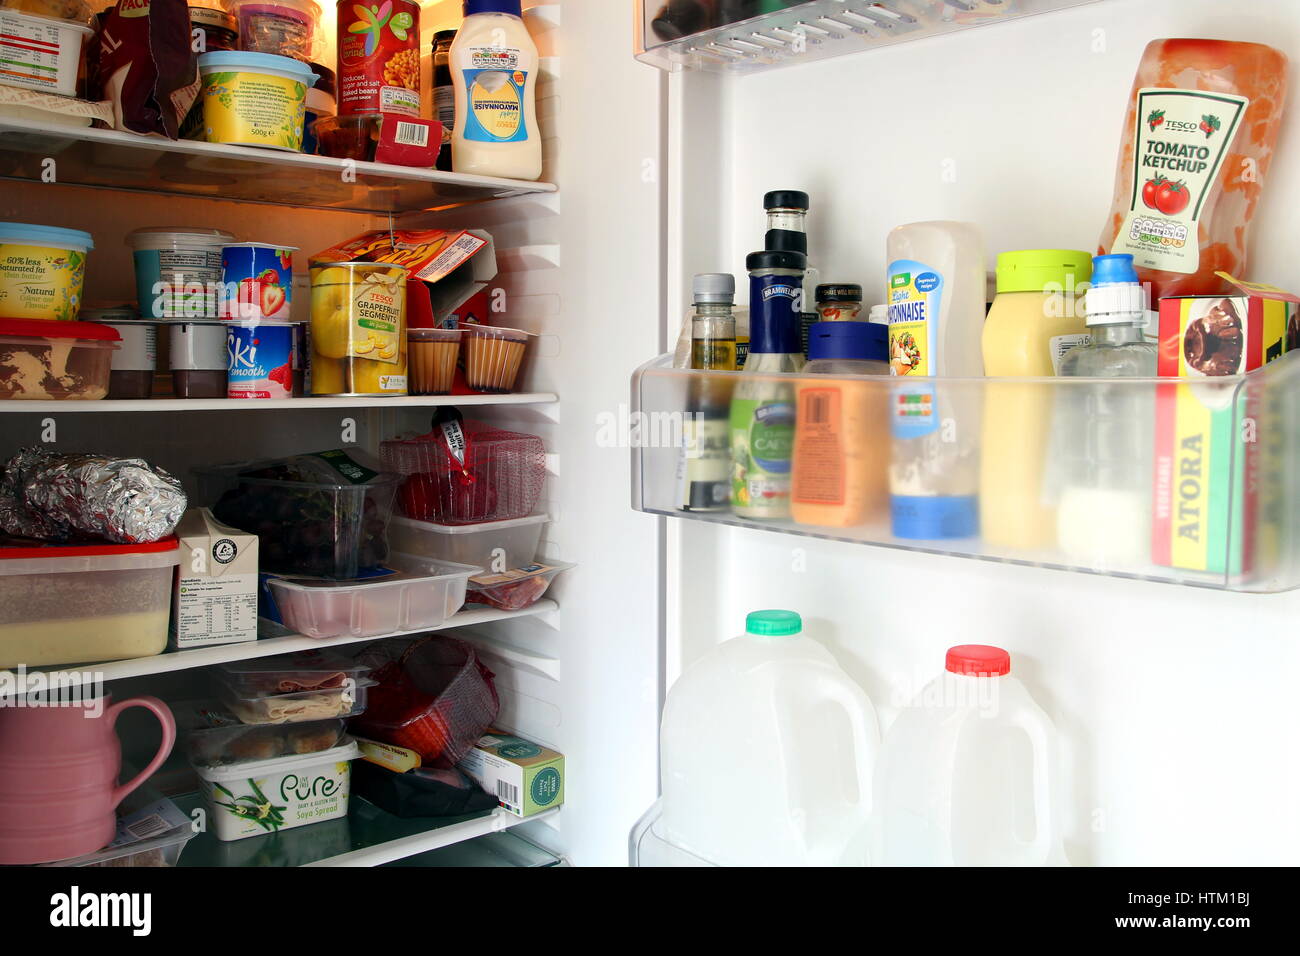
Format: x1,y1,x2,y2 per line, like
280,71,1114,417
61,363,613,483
0,2,94,97
197,50,318,152
127,227,233,320
0,318,119,400
263,555,479,639
213,649,376,723
389,513,546,571
0,222,93,321
0,538,180,668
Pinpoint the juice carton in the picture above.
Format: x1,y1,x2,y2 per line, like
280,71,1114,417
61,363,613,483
459,729,564,818
1153,274,1298,576
172,508,259,648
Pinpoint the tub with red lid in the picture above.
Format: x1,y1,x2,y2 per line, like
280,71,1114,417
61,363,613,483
0,318,119,400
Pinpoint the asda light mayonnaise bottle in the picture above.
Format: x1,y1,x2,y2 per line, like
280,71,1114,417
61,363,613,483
450,0,543,181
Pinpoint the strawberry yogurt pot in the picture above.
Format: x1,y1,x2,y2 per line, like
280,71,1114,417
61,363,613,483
226,318,297,399
221,242,296,320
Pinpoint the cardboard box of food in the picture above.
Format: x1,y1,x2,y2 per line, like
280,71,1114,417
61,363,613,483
459,729,564,818
172,508,259,648
1153,274,1297,576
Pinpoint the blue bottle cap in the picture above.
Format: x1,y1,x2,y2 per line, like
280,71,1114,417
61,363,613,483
1091,253,1140,286
807,321,887,363
465,0,522,15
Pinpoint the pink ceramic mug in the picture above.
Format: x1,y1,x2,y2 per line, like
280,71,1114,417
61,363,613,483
0,694,176,865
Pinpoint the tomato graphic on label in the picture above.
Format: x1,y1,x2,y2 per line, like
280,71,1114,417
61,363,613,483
1154,179,1190,216
1199,114,1221,138
1140,174,1166,210
1146,108,1165,131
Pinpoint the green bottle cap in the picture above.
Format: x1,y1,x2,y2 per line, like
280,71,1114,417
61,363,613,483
995,249,1093,294
745,610,802,637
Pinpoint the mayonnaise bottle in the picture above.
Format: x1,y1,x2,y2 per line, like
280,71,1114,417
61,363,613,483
450,0,543,181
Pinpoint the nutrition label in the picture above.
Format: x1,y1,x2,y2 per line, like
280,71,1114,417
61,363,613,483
0,13,64,91
176,573,257,645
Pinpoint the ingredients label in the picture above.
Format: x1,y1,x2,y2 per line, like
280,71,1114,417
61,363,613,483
1114,89,1249,276
791,388,845,506
202,71,308,150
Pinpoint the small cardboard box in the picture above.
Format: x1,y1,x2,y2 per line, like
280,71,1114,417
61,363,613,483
1153,274,1297,576
459,729,564,817
172,508,259,648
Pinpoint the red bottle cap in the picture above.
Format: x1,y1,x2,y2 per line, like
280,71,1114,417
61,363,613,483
945,645,1011,677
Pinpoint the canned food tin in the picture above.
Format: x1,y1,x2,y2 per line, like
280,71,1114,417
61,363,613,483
309,261,408,396
336,0,420,118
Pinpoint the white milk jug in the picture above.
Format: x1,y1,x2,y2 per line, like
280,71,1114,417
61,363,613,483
659,610,879,866
873,644,1067,866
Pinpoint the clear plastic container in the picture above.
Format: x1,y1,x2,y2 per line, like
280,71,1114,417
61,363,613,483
223,0,319,62
381,422,547,525
42,795,195,868
408,328,462,395
188,716,348,767
196,452,403,579
388,513,546,570
213,649,375,723
465,561,572,611
463,325,530,392
312,113,380,160
264,555,479,639
0,538,180,668
0,318,118,400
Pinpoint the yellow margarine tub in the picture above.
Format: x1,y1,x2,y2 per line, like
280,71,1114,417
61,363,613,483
0,222,93,321
197,50,317,152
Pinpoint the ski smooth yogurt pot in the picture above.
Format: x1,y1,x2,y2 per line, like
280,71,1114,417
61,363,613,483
221,242,295,319
0,222,93,321
226,318,295,399
197,50,317,152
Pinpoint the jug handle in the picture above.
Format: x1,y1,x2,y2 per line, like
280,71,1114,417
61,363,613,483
108,696,177,810
1005,704,1054,865
821,675,880,818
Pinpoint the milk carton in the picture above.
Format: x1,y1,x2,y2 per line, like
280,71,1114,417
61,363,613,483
172,508,259,648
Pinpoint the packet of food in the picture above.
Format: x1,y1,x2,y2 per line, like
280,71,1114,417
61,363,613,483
87,0,198,137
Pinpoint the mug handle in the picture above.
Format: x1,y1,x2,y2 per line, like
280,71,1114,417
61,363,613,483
108,696,177,809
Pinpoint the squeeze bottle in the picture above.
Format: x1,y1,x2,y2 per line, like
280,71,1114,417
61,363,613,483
659,610,879,866
450,0,543,181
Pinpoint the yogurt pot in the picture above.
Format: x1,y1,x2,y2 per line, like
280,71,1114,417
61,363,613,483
221,242,296,319
226,318,296,399
127,227,233,320
197,50,317,152
102,322,157,400
168,320,228,398
0,9,94,97
0,222,93,321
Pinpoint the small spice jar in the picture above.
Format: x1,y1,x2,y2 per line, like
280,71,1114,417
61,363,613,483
815,284,864,323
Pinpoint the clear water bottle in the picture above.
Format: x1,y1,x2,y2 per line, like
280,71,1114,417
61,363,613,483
1055,254,1158,567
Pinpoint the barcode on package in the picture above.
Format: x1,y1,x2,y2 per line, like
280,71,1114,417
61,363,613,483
395,121,429,147
496,780,520,807
804,391,830,425
126,814,170,840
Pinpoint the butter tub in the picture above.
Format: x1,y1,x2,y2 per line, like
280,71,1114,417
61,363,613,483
0,222,93,321
197,51,317,152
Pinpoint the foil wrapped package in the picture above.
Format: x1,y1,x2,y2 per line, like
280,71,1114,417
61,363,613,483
0,448,187,544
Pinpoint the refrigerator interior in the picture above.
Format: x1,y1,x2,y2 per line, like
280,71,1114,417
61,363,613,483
0,0,663,867
660,0,1300,865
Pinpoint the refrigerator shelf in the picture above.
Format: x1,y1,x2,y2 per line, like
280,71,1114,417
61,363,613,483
172,789,559,867
0,600,558,690
635,0,1100,75
0,393,560,414
0,117,556,215
631,353,1300,593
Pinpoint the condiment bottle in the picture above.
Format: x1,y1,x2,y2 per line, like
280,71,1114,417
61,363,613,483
432,30,457,171
815,284,863,322
676,274,737,513
980,250,1092,550
791,321,890,528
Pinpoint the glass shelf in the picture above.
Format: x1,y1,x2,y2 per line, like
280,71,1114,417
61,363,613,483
635,0,1100,75
0,118,556,215
631,353,1300,593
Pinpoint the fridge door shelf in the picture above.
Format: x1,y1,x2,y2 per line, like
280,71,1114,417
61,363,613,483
0,118,556,215
635,0,1101,75
631,352,1300,593
629,800,717,867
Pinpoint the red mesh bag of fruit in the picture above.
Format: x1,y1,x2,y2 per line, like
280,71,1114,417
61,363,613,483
350,636,499,768
380,409,546,524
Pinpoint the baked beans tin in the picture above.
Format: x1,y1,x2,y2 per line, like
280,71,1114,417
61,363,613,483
336,0,420,118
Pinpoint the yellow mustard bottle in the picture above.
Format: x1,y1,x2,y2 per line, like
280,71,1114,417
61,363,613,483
979,250,1092,550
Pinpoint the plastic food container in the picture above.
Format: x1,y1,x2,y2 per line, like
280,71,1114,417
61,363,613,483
192,723,357,842
408,328,461,395
0,538,180,668
168,320,228,398
214,649,375,723
466,562,573,612
390,513,546,570
0,8,93,97
463,325,531,393
99,320,157,400
197,50,317,152
381,422,547,524
0,222,93,321
43,796,196,868
224,0,319,61
226,318,296,399
197,455,403,579
220,242,295,319
302,63,335,154
311,113,379,160
0,318,118,400
264,555,479,639
309,261,409,396
127,227,232,320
